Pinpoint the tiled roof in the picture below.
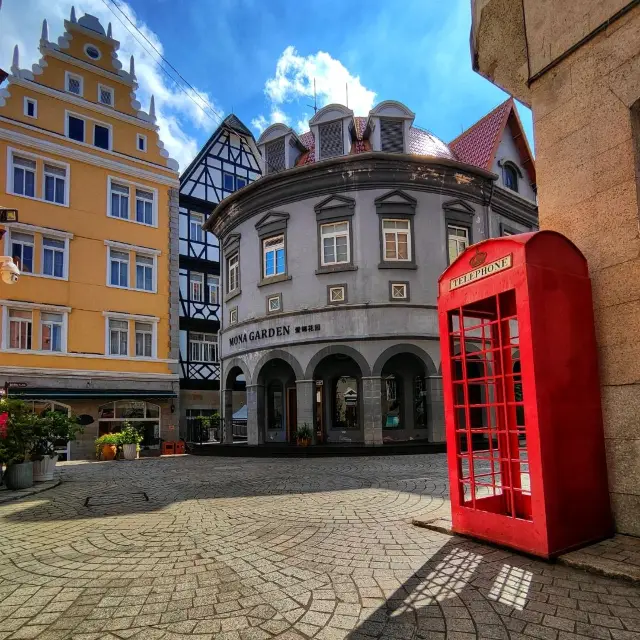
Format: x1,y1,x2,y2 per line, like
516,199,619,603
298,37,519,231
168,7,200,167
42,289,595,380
293,116,456,167
449,98,513,171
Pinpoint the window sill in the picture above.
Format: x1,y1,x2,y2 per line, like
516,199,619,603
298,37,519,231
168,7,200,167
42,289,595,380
107,213,158,229
8,191,69,208
19,272,68,282
224,289,241,303
106,283,157,294
378,262,418,270
258,274,291,287
315,265,358,275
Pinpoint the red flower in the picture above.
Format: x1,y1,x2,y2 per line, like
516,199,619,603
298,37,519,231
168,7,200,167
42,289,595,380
0,412,7,439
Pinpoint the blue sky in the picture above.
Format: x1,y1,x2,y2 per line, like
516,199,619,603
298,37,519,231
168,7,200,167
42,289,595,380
1,0,534,171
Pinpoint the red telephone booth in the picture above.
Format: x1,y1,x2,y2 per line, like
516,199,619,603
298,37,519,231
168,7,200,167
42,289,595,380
438,231,613,558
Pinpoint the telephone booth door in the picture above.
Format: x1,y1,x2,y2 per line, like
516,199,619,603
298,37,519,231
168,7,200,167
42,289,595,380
448,289,531,523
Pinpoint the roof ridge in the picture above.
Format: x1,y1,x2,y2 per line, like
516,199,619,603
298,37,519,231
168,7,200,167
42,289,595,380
449,97,513,146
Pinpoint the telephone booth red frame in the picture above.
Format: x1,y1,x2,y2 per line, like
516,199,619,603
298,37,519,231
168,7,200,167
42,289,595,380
438,231,613,558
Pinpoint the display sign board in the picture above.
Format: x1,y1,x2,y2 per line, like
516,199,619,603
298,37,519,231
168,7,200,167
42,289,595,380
0,209,18,223
449,254,512,291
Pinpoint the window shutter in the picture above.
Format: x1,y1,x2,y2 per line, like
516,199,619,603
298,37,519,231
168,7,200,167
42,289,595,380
319,120,344,159
380,119,404,153
265,138,285,174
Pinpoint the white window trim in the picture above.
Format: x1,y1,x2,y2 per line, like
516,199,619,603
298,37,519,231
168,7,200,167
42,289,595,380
84,43,102,61
106,176,158,228
137,133,147,153
382,218,412,261
320,221,351,266
23,97,37,119
65,110,113,151
0,301,70,353
2,224,72,281
267,295,281,312
190,272,204,302
207,275,219,305
229,307,238,325
134,253,157,294
97,83,114,108
448,224,470,262
189,212,205,242
40,312,67,353
104,243,158,294
65,70,84,97
391,283,408,300
42,159,70,207
227,252,239,294
329,286,346,303
263,235,285,279
188,332,218,363
102,312,159,360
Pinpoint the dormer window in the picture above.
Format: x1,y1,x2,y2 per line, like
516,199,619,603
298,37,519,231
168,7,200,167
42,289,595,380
265,138,285,174
380,118,404,153
65,71,83,97
503,163,519,192
318,120,344,159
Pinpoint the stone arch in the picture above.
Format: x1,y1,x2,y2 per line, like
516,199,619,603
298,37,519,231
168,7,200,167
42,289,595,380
372,343,437,377
304,345,371,379
251,349,304,385
223,357,250,389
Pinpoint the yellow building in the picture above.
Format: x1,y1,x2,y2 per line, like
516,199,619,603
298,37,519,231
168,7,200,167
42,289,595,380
0,10,180,458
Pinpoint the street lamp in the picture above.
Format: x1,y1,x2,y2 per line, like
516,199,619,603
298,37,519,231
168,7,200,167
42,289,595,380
0,208,20,285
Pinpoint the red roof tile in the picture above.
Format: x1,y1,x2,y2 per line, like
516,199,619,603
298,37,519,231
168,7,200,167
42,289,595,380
449,98,513,171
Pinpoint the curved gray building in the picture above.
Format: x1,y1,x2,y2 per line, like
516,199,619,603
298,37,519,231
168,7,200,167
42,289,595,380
205,99,537,447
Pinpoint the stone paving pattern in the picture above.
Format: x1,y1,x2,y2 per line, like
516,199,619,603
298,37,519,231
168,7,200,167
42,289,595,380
0,454,639,639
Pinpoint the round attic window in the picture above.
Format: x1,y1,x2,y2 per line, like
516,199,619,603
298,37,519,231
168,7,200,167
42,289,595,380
84,44,101,60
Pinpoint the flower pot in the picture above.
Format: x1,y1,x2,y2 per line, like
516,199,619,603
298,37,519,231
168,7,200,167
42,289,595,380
297,438,310,447
33,455,58,482
100,444,117,461
122,443,137,460
4,461,33,490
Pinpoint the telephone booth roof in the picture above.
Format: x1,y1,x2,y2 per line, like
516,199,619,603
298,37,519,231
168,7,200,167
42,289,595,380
438,230,588,302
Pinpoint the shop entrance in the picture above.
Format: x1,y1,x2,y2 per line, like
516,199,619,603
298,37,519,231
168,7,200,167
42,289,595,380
286,387,297,442
256,358,297,444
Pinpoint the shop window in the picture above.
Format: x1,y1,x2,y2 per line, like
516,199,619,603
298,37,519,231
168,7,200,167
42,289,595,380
267,381,284,430
414,375,428,429
383,375,401,429
333,377,358,430
98,401,161,450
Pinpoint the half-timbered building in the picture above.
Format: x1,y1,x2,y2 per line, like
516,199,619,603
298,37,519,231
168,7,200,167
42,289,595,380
178,115,261,436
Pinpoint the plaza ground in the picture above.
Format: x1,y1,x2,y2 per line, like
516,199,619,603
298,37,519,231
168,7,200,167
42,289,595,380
0,455,639,639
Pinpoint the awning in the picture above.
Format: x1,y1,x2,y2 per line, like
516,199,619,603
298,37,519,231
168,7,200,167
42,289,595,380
232,405,247,420
7,388,177,400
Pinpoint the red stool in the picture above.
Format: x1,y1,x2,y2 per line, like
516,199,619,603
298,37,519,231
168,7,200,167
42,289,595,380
174,441,185,455
161,441,175,455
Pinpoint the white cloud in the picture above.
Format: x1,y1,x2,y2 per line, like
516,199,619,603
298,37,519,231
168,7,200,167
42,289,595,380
251,107,290,135
0,0,221,170
252,46,376,135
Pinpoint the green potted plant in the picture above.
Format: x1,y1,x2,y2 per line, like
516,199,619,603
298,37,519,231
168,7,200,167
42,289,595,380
194,415,211,442
0,399,38,490
119,421,142,460
31,410,81,482
296,423,312,447
210,411,221,441
95,433,119,460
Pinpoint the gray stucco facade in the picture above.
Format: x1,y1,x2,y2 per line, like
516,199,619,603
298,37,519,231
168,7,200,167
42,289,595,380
206,148,537,447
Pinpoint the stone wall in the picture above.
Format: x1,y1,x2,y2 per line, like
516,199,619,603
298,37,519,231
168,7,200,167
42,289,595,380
530,5,640,534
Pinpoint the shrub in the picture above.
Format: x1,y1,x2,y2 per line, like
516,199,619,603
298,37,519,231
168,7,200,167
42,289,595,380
296,423,312,440
118,421,143,445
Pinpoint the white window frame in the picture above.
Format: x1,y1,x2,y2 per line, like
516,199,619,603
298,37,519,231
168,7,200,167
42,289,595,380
263,235,285,278
6,308,33,351
0,301,70,353
229,307,238,325
108,247,129,289
190,212,205,242
8,149,37,200
41,236,67,280
382,218,411,261
93,121,113,151
189,332,218,363
107,318,129,357
134,321,154,359
65,112,86,143
268,295,281,313
104,240,160,292
447,225,470,263
102,312,159,360
106,177,158,227
190,272,204,302
134,253,156,292
40,312,65,352
391,283,408,300
8,230,34,274
329,285,346,303
227,252,239,294
97,84,115,108
84,43,102,61
43,161,68,206
3,223,72,281
137,134,147,153
207,275,219,305
108,180,130,220
23,97,37,119
320,221,350,266
134,188,154,226
65,71,84,97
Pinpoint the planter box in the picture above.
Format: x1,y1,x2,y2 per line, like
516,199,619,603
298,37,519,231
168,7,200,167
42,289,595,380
4,461,33,490
33,455,57,482
122,443,137,460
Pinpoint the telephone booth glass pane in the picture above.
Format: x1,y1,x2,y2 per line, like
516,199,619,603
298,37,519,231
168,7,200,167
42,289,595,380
448,290,531,521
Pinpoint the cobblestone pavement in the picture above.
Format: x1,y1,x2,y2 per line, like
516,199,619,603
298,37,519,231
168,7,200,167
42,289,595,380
0,454,639,640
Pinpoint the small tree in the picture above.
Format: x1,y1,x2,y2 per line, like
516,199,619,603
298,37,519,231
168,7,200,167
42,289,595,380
0,399,39,465
31,410,82,461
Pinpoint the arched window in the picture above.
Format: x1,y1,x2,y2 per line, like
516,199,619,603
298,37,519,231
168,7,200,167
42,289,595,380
333,377,359,430
503,163,519,192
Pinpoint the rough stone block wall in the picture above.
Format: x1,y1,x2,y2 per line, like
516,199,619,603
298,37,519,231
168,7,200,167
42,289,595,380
362,377,383,445
531,5,640,534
